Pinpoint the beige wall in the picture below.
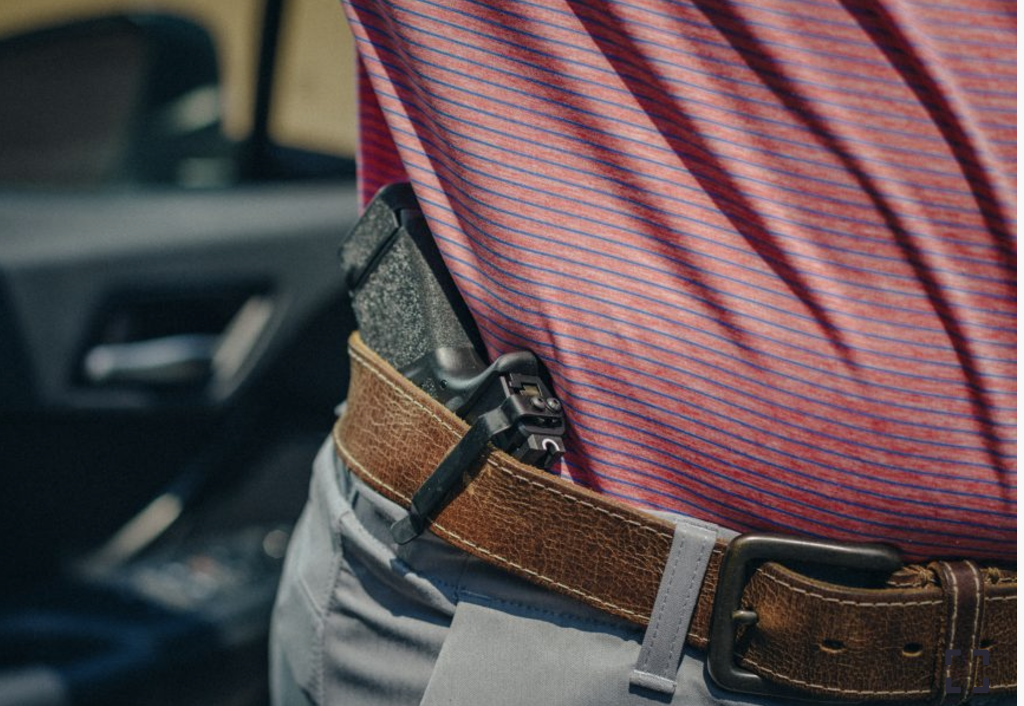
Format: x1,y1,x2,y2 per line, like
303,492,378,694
0,0,356,156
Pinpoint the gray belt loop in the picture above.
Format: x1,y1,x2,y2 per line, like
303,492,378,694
629,517,717,696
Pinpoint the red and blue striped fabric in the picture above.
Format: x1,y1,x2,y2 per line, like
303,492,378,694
343,0,1016,560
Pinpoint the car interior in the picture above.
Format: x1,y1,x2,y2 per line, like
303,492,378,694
0,1,359,703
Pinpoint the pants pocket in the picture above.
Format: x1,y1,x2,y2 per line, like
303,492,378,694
316,453,460,706
416,588,766,706
270,440,352,705
417,589,644,706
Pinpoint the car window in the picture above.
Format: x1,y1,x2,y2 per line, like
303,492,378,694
270,0,357,158
0,0,355,188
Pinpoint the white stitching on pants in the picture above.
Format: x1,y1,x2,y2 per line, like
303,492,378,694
637,531,684,674
664,538,708,674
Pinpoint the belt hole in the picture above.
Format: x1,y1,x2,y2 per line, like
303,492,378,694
820,639,845,654
980,639,994,650
902,642,923,657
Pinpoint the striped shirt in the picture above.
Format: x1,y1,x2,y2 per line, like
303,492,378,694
342,0,1016,560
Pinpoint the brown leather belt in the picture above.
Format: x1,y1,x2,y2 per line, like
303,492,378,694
334,333,1016,702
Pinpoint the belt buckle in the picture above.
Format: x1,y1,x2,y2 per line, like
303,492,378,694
707,533,903,700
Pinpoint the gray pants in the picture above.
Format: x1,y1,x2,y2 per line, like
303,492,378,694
269,439,1006,706
270,437,776,706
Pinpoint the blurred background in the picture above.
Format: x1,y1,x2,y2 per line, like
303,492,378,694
0,1,361,703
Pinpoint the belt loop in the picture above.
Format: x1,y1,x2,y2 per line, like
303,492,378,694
629,517,717,696
930,560,987,705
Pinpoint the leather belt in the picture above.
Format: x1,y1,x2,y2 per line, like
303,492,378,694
334,333,1016,702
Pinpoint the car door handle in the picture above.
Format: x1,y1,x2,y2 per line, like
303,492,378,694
83,334,218,386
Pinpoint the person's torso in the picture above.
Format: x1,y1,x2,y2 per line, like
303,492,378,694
346,0,1016,560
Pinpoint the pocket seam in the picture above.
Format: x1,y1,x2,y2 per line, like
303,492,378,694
310,508,352,705
456,588,636,633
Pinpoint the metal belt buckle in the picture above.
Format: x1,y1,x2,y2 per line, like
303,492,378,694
707,533,903,700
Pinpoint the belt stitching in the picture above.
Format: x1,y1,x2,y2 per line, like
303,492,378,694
760,571,942,607
342,343,1017,697
334,429,650,621
348,347,674,542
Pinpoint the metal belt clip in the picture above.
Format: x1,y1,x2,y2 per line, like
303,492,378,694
707,533,903,700
390,351,566,544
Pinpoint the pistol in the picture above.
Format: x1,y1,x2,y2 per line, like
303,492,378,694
338,183,566,472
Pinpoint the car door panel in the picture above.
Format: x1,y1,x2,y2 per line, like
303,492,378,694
0,183,358,578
